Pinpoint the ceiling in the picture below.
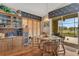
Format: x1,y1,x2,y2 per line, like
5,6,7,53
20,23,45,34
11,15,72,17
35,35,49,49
3,3,70,17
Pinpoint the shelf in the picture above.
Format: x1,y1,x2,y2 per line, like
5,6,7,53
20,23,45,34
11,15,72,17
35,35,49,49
0,28,14,33
0,13,22,29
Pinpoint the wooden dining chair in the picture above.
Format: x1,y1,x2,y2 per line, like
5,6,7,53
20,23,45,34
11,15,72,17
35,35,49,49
38,39,47,55
57,37,65,55
39,40,58,56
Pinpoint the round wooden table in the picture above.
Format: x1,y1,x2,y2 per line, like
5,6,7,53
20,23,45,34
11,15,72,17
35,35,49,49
38,36,65,56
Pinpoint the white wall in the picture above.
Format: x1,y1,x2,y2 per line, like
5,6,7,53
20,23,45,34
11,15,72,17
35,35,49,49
41,16,50,35
64,36,78,44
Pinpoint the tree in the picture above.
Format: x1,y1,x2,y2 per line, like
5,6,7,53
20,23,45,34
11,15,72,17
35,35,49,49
69,27,74,31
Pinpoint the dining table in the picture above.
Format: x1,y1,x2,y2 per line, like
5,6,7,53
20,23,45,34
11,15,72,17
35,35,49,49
37,35,65,55
39,36,63,43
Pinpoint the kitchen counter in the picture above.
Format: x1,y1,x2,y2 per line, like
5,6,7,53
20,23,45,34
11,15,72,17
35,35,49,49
0,36,24,54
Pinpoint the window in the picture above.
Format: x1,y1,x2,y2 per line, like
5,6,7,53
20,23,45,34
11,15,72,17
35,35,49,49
58,17,78,37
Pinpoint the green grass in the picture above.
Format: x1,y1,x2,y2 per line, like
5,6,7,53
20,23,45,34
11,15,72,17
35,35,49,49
59,30,78,37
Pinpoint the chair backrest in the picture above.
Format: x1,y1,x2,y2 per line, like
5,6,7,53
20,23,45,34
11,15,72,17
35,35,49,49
43,41,58,50
39,39,48,50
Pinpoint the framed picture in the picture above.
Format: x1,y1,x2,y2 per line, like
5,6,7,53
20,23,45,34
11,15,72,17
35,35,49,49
44,21,49,27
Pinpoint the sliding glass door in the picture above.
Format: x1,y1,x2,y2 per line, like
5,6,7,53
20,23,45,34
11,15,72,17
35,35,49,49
37,21,41,36
22,17,41,37
32,20,37,37
23,18,41,37
28,19,33,37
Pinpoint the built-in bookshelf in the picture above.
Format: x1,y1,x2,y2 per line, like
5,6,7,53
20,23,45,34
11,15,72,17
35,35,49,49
0,13,22,28
12,17,22,28
0,12,23,37
0,14,11,28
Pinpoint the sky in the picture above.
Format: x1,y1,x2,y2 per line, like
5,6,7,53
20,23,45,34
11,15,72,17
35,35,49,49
58,18,78,28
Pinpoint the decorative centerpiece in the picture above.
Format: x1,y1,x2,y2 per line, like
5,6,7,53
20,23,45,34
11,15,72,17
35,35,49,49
16,10,22,16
